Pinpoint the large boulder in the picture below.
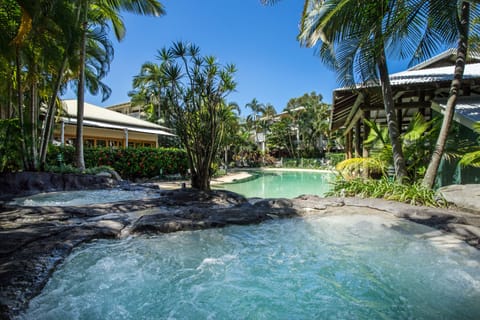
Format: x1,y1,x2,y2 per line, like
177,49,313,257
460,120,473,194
437,184,480,214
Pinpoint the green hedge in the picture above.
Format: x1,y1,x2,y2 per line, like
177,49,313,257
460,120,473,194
0,119,22,172
48,146,188,180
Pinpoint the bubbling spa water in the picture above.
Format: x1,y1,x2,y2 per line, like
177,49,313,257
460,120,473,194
10,189,160,207
22,214,480,319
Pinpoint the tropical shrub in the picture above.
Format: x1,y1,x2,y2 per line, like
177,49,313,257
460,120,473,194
232,150,276,167
459,122,480,168
45,164,115,175
0,119,22,172
282,157,337,169
325,153,345,166
283,158,321,168
335,157,386,180
326,177,444,207
48,146,188,180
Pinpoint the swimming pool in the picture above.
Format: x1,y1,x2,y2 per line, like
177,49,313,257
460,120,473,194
214,170,335,198
21,214,480,319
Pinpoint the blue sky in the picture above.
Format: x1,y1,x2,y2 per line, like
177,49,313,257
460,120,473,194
63,0,410,114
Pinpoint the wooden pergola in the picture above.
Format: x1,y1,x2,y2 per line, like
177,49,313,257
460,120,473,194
331,50,480,159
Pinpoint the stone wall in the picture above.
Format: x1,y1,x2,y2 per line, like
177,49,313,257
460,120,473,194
0,172,119,201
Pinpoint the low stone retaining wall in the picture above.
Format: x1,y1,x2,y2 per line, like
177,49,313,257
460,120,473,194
0,172,120,201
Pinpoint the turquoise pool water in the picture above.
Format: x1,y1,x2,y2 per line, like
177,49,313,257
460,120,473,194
215,170,335,198
22,214,480,319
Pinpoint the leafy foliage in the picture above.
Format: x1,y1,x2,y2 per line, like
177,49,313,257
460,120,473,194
267,92,331,158
360,113,462,181
0,119,22,172
327,177,444,207
335,157,386,180
149,41,237,190
460,122,480,168
47,145,188,181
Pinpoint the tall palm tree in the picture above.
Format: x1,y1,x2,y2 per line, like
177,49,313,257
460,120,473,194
218,101,241,171
75,0,164,170
296,1,414,181
4,0,84,170
131,61,165,122
39,1,82,168
422,1,472,188
264,0,475,184
245,98,265,144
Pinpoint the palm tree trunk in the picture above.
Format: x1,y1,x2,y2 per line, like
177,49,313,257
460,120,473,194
39,55,69,168
75,0,87,171
377,47,408,182
422,2,469,189
15,46,28,170
29,65,38,170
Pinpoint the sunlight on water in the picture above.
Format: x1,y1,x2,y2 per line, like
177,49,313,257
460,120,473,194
10,189,159,206
21,214,480,320
215,170,335,198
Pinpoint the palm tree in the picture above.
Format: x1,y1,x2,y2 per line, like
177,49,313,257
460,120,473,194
422,1,472,188
39,1,82,168
3,0,84,171
260,103,276,158
217,101,241,171
297,1,413,182
75,0,164,170
245,98,266,145
263,0,466,183
131,61,165,122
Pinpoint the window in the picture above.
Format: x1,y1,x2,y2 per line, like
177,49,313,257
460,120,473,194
96,140,106,147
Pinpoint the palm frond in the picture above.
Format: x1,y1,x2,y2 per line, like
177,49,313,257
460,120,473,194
459,149,480,168
403,112,429,141
336,157,386,179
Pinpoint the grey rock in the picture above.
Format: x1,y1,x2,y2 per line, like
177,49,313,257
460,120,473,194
0,172,119,201
437,184,480,213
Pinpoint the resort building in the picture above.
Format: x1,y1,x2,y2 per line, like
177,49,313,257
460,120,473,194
330,49,480,184
106,101,148,120
54,100,174,148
